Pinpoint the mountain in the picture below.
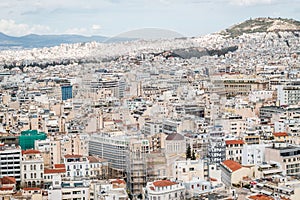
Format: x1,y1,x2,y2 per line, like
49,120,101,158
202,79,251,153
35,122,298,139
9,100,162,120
0,33,133,50
221,17,300,37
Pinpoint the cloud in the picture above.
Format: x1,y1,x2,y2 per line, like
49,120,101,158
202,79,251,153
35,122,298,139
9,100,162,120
92,24,102,31
230,0,273,6
65,25,103,35
0,19,50,36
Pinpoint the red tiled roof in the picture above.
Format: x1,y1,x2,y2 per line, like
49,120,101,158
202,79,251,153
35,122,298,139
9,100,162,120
22,149,40,155
64,154,82,158
153,180,177,187
54,164,65,169
210,177,217,182
248,194,274,200
0,176,16,184
222,160,242,172
225,140,245,145
273,132,288,137
44,168,66,174
111,179,126,185
23,187,41,191
0,187,13,191
87,156,101,163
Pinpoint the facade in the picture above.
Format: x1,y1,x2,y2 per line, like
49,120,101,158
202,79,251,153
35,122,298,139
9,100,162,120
89,134,129,176
0,144,21,183
225,139,244,163
165,133,186,155
265,143,300,176
48,175,90,200
242,144,268,165
277,85,300,106
220,160,251,187
61,85,73,101
172,159,205,182
144,180,186,200
21,149,44,188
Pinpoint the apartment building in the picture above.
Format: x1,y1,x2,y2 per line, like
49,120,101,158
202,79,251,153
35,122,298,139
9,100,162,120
225,139,244,163
277,85,300,106
265,142,300,176
0,144,21,183
21,149,44,188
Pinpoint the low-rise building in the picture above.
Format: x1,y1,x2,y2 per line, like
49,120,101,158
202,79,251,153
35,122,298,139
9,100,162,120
144,180,186,200
220,160,251,188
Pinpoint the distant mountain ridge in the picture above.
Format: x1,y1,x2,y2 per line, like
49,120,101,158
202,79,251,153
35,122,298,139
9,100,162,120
0,33,132,49
222,17,300,37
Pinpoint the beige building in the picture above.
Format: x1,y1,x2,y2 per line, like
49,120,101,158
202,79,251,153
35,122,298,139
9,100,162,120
49,134,89,167
172,159,205,182
165,133,186,155
265,143,300,176
220,160,251,187
21,150,44,188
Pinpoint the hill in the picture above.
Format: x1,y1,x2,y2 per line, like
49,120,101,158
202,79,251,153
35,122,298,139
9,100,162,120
222,17,300,37
0,33,133,50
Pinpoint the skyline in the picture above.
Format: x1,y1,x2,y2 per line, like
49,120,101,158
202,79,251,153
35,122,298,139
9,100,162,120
0,0,299,38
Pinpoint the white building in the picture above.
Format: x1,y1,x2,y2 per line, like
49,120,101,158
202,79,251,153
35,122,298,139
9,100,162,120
21,149,44,188
242,144,269,165
277,85,300,106
48,175,90,200
172,159,205,182
0,144,21,183
144,180,186,200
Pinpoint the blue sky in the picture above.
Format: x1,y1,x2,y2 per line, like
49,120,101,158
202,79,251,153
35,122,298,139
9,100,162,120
0,0,299,37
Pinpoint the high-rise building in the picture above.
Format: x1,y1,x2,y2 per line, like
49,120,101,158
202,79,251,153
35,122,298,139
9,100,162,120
61,85,73,101
0,144,21,183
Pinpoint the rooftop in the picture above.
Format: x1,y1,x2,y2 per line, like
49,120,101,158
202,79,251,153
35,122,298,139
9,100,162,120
166,133,184,141
153,180,177,187
222,160,242,172
273,132,288,137
225,139,245,145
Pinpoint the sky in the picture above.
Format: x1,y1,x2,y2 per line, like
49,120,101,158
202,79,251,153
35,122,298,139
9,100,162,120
0,0,299,37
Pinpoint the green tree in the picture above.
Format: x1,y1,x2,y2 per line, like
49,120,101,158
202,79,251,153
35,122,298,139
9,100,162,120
186,145,192,159
191,150,196,160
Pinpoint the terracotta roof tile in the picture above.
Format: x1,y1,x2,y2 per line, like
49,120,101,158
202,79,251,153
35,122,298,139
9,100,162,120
22,149,41,155
111,179,126,185
166,133,184,141
225,140,245,145
0,187,14,191
64,154,82,158
44,168,66,174
0,176,16,184
54,164,65,169
248,194,274,200
153,180,177,187
87,156,102,163
222,160,242,172
23,187,41,191
273,132,288,137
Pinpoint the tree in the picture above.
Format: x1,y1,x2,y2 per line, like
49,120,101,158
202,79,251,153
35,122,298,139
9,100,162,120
186,145,192,159
191,150,196,160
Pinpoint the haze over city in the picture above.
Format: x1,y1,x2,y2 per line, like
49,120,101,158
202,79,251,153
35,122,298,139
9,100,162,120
0,0,299,37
